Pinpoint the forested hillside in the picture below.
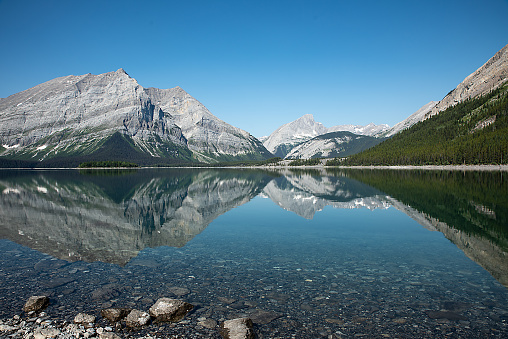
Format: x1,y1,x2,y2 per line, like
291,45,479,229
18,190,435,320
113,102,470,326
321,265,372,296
330,82,508,166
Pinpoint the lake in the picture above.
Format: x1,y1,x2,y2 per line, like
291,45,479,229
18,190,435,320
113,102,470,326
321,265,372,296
0,168,507,338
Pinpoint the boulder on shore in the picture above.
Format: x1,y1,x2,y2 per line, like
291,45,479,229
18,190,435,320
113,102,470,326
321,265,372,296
149,298,194,322
74,313,96,325
101,308,131,323
125,309,151,328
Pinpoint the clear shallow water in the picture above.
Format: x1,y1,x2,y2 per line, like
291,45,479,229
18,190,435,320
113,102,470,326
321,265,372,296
0,168,507,338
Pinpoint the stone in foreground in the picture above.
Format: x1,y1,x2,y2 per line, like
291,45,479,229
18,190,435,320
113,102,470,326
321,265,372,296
125,309,151,327
74,313,96,324
33,328,61,339
23,296,49,313
149,298,194,322
101,308,131,323
99,333,122,339
220,317,255,339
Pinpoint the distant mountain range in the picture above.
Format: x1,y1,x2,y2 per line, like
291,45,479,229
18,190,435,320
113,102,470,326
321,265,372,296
261,114,389,159
1,44,506,166
265,43,508,162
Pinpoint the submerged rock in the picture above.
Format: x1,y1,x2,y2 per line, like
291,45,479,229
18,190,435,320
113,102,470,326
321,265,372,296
149,298,194,322
168,286,191,296
425,310,467,321
249,309,282,324
220,317,255,339
23,296,49,313
197,318,218,329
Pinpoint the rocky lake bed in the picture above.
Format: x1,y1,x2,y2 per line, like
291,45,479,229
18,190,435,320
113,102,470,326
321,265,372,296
1,169,507,338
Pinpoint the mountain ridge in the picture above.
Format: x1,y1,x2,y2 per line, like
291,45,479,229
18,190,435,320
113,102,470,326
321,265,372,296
0,69,271,165
427,44,508,119
262,114,389,159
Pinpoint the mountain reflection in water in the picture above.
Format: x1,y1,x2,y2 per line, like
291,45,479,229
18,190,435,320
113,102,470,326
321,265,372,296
0,168,507,288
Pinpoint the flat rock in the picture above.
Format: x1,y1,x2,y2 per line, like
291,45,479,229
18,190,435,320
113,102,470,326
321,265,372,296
99,333,122,339
198,318,218,329
220,317,255,339
91,285,120,300
149,298,193,322
42,277,75,288
125,309,151,327
218,297,237,304
101,308,131,323
169,286,190,296
441,301,471,312
74,313,96,324
249,309,282,324
425,310,467,321
33,328,61,339
23,296,49,313
0,324,18,331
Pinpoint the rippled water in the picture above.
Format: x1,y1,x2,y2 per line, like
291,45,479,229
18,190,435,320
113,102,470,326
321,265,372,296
0,168,507,338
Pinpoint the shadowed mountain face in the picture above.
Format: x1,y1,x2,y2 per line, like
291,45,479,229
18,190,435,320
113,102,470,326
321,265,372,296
0,169,506,289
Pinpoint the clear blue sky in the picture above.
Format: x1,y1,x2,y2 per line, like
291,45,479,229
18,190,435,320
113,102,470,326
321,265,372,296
1,0,507,137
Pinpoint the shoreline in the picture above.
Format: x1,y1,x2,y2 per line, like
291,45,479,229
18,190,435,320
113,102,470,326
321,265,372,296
0,164,507,171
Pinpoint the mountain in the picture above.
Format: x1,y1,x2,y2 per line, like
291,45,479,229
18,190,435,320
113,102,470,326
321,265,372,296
338,44,508,166
378,101,438,138
339,83,508,166
285,131,386,159
262,114,388,158
328,122,390,136
427,44,508,119
262,114,327,158
0,69,270,166
371,45,508,139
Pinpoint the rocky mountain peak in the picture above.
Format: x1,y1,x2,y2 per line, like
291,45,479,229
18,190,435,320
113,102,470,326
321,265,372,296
116,68,128,75
262,114,327,156
0,70,271,164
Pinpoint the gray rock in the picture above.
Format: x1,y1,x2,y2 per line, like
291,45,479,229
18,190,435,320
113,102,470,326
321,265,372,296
23,296,49,313
217,297,237,304
99,333,122,339
125,309,151,327
168,286,190,296
0,324,18,331
74,313,96,324
220,317,255,339
149,298,194,322
425,310,467,321
91,285,121,300
249,309,282,324
198,318,218,329
33,327,61,339
101,308,131,323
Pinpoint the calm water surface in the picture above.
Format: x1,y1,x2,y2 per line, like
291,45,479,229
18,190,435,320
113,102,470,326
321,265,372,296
0,168,507,338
